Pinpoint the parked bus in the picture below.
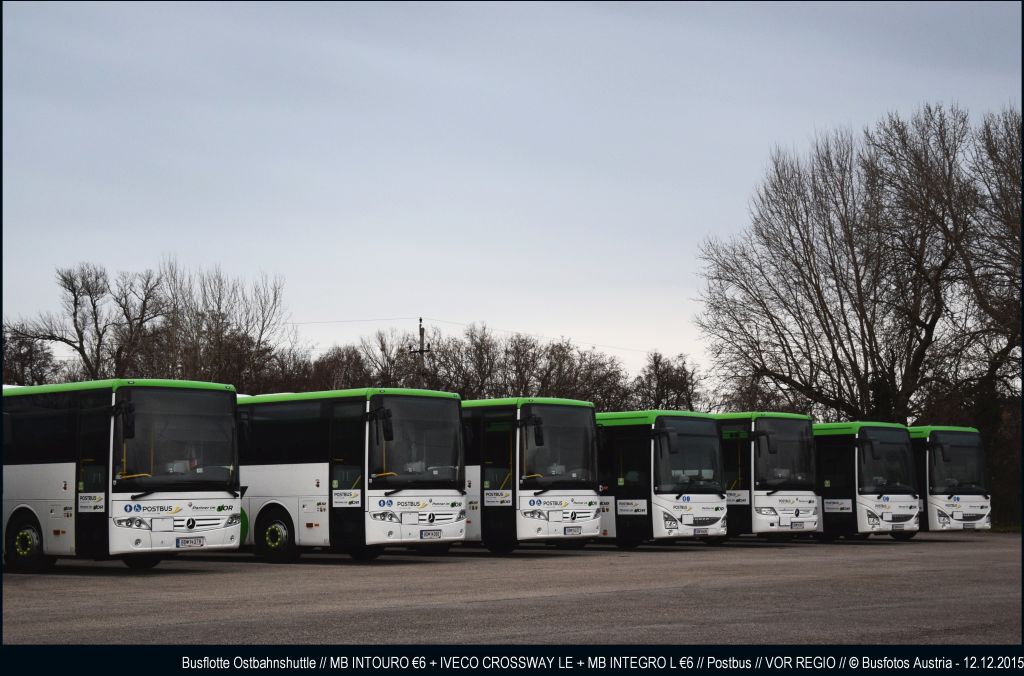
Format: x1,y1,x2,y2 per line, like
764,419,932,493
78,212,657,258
813,422,919,541
594,410,727,548
3,379,241,571
715,412,818,537
909,426,991,533
237,388,466,561
461,397,600,553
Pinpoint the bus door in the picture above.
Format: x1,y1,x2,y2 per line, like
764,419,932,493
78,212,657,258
479,408,516,547
76,398,111,558
329,399,366,548
719,422,752,534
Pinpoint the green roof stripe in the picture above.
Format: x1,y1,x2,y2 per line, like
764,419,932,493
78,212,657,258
813,421,908,437
2,379,234,397
238,387,459,405
908,425,980,439
596,410,715,427
713,411,811,421
461,397,593,409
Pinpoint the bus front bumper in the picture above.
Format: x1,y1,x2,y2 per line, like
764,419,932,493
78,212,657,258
108,523,242,556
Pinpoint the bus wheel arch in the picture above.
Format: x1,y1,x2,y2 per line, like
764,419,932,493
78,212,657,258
254,505,297,562
4,509,51,573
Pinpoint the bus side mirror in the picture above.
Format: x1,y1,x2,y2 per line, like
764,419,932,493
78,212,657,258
121,402,136,440
753,431,775,455
382,409,394,442
934,442,950,463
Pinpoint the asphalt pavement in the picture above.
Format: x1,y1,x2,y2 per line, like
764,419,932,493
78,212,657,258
2,533,1020,644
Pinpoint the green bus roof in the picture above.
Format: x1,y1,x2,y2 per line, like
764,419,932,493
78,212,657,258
237,387,460,406
461,397,593,410
596,410,716,427
813,421,908,437
714,411,812,422
2,379,235,397
908,425,980,439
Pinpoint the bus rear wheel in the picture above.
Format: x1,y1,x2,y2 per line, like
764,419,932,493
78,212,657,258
123,555,162,570
5,514,50,573
255,510,297,562
890,531,917,541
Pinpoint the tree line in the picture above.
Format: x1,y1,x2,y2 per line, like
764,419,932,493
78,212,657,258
3,103,1019,525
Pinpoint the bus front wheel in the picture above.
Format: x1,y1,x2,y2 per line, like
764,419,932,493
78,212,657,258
255,510,297,562
890,531,917,541
5,514,51,573
123,555,162,570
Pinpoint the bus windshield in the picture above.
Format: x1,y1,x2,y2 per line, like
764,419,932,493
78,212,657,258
654,417,723,494
520,404,597,489
754,417,814,491
858,427,916,495
114,388,237,493
368,396,463,489
930,431,988,496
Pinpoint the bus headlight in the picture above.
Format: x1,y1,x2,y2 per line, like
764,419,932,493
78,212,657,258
755,507,777,516
370,511,400,523
936,510,951,526
662,512,679,529
225,513,242,526
114,517,151,530
455,509,466,521
866,510,880,526
522,509,548,520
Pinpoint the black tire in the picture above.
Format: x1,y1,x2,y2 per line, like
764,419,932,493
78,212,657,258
5,513,49,573
615,539,642,550
890,531,917,541
255,509,297,562
483,540,516,555
123,555,162,570
348,546,383,562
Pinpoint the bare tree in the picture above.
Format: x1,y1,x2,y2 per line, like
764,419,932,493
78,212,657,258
2,322,62,385
631,352,705,411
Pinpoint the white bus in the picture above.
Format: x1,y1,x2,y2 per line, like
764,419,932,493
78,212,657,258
595,410,727,548
715,412,818,537
237,388,466,561
3,379,242,571
461,397,600,553
813,422,919,541
910,425,991,534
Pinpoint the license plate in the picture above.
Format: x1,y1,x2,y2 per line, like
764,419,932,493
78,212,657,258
790,521,804,530
963,523,975,530
564,526,582,536
419,529,442,540
693,528,708,536
892,524,904,531
176,537,204,548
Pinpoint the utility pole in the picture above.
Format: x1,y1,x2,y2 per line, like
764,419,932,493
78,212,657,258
408,317,431,388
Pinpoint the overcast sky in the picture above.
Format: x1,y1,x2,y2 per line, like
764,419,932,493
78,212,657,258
3,1,1021,373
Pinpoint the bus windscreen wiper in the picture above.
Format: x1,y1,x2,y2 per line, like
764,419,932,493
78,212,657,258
532,488,551,496
384,488,403,496
131,491,154,500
